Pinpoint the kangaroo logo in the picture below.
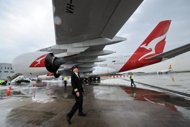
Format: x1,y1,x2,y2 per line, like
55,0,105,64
30,54,47,67
138,34,166,61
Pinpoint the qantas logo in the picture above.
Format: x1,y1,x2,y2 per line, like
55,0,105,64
30,54,47,67
119,20,171,72
138,33,166,61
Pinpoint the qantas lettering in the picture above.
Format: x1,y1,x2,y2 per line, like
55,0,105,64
66,0,75,14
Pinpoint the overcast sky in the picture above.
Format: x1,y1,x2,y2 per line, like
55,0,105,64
0,0,190,71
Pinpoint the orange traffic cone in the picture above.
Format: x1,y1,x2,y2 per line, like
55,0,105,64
6,86,11,96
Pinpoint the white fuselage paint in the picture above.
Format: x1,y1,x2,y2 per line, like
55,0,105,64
12,52,129,77
91,56,129,75
12,51,49,77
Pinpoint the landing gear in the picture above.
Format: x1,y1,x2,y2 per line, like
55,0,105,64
89,76,101,84
81,76,101,84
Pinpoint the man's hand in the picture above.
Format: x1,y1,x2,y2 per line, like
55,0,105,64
76,92,80,97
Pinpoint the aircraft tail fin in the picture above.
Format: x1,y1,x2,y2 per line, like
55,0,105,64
119,20,171,72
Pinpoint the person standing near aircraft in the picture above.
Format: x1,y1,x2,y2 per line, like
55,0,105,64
63,76,68,90
129,73,136,88
67,65,86,124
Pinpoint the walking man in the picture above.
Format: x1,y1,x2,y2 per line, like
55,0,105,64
66,65,86,124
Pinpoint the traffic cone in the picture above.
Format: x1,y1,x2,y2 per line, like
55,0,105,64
6,86,11,96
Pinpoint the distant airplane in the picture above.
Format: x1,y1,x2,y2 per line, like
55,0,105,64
12,0,190,81
157,64,173,74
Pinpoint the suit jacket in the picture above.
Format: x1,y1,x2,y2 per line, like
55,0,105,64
71,72,84,94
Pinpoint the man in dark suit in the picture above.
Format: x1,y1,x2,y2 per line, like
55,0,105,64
66,65,86,124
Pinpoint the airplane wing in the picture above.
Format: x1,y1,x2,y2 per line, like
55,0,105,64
53,0,143,44
46,45,115,75
147,43,190,60
40,0,142,75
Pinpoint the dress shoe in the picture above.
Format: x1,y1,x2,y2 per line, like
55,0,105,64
78,112,87,117
66,114,71,124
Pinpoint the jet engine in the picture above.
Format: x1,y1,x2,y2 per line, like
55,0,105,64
12,51,64,77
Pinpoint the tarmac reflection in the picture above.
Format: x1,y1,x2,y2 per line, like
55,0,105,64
122,86,190,113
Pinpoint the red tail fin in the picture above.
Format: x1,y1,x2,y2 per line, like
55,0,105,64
119,20,171,72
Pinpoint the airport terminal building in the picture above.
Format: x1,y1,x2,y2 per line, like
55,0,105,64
0,63,15,80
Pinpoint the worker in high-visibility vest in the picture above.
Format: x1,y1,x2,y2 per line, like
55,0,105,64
64,76,68,90
129,73,136,88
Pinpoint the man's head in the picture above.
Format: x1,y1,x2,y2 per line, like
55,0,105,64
72,65,79,73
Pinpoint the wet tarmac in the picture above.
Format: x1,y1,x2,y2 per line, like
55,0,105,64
102,72,190,97
133,72,190,95
0,81,190,127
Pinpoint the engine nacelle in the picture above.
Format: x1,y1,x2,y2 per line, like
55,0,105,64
45,53,59,73
12,51,64,77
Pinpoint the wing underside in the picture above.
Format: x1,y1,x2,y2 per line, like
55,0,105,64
55,45,110,75
53,0,143,44
40,0,143,75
